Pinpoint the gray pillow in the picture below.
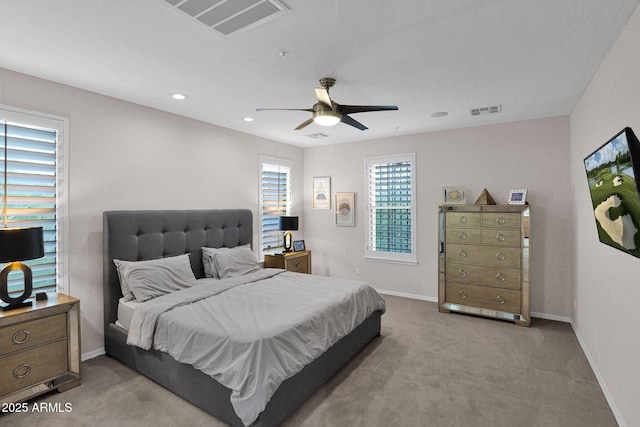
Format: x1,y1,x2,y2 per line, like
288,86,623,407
213,245,260,279
113,254,197,302
201,246,230,279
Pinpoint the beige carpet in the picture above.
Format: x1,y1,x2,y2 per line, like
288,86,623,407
0,296,617,426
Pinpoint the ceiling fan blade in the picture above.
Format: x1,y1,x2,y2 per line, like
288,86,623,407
294,118,315,131
341,114,368,131
340,105,398,115
256,108,314,112
314,88,333,109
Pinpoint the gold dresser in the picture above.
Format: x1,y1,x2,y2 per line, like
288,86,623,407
0,293,81,404
438,205,530,326
264,251,312,274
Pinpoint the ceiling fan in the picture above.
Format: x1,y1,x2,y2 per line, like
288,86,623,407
256,78,398,131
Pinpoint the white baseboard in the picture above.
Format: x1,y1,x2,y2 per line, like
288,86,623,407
570,320,626,427
82,347,105,362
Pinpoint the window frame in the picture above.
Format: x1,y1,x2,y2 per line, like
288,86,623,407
364,152,417,264
0,105,69,294
259,155,292,259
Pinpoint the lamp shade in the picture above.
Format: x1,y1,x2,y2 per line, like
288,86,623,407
278,216,299,231
0,227,45,263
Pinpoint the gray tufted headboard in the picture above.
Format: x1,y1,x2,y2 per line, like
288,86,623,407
102,209,253,348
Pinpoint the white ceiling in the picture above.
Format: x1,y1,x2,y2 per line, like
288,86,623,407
0,0,638,147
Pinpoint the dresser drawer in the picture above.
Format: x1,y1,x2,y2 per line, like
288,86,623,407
446,263,521,290
445,227,481,244
482,212,521,229
445,212,481,228
446,244,521,269
0,339,68,396
481,229,522,246
0,313,67,357
446,282,521,313
286,255,309,273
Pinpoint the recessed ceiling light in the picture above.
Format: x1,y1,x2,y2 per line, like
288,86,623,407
431,111,448,118
243,117,254,122
170,93,188,100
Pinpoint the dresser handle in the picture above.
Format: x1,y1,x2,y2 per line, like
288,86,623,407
496,216,507,225
458,290,467,299
13,364,31,379
458,269,467,278
295,261,301,268
459,216,468,224
458,232,468,240
496,233,507,242
496,252,506,261
458,250,468,258
496,273,506,282
496,296,506,305
12,330,30,344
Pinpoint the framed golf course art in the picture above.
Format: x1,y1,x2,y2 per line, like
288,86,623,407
584,127,640,258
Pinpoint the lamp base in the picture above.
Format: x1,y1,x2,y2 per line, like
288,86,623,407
0,300,31,311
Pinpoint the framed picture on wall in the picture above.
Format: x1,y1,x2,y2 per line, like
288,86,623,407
335,192,355,226
312,176,331,209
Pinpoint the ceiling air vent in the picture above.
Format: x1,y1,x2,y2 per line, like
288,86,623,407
469,105,502,116
162,0,289,37
306,133,329,139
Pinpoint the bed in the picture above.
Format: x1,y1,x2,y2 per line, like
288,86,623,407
103,209,384,427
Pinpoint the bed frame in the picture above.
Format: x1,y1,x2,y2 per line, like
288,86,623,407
103,209,382,427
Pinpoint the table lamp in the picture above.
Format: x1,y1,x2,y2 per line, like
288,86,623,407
278,216,298,253
0,226,44,311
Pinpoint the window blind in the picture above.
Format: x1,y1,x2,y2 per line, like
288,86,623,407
0,123,58,295
365,153,416,263
260,157,291,256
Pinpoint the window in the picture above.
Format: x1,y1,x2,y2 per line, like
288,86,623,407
365,153,416,263
0,107,67,295
259,155,292,257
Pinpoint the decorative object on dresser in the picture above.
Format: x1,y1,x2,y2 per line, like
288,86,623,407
442,186,466,204
438,204,531,326
508,189,528,205
264,250,312,274
278,216,298,253
0,293,81,404
293,240,305,252
474,188,497,205
0,227,45,311
335,192,355,226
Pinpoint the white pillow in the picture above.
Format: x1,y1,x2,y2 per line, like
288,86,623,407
213,245,260,279
113,254,197,302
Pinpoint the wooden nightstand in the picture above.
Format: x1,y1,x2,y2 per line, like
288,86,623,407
264,251,312,274
0,293,81,404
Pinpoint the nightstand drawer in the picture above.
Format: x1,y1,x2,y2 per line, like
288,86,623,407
0,313,67,357
0,339,68,396
287,256,309,273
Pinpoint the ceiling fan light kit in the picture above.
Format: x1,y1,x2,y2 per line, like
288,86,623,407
257,78,398,131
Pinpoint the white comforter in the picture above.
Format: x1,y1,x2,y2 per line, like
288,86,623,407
126,269,386,426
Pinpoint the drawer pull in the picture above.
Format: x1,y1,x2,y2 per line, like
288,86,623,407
13,364,31,379
496,216,507,225
458,290,467,299
459,216,468,224
496,273,506,282
496,252,506,261
458,232,468,240
496,296,506,305
496,233,507,242
458,249,468,258
12,330,30,344
458,269,467,278
295,261,301,268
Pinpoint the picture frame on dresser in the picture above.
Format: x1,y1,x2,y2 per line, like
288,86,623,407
293,240,305,252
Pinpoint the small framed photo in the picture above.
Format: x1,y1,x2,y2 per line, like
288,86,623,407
312,176,331,209
293,240,305,252
442,186,466,204
335,192,355,226
508,189,527,205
